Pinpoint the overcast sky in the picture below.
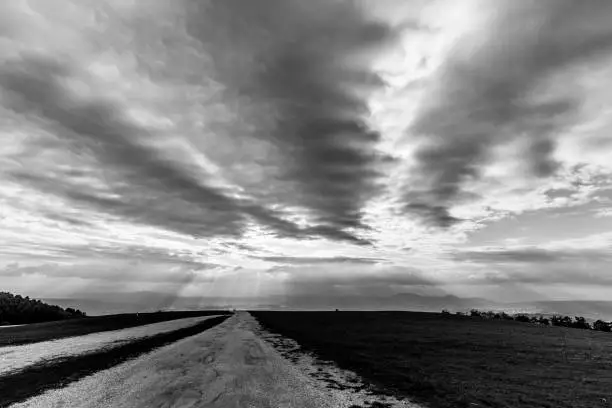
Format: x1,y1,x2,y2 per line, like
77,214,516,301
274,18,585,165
1,0,612,304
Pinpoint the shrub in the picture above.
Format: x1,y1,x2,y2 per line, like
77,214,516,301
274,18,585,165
538,317,550,326
571,316,591,330
514,314,531,323
482,311,496,319
593,320,611,332
551,315,573,327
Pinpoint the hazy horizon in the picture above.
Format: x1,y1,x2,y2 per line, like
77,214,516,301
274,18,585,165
2,0,612,310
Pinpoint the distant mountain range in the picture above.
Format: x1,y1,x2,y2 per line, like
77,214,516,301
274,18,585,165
44,292,612,321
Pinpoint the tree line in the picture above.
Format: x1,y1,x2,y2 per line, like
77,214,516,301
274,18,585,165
0,292,86,325
441,308,611,333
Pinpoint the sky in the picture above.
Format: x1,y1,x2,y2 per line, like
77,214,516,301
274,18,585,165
1,0,612,306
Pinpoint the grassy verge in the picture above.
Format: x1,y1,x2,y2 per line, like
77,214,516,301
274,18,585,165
0,314,230,407
0,310,231,346
251,311,612,408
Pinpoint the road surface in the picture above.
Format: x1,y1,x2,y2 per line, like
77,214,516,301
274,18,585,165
1,315,222,376
11,312,419,408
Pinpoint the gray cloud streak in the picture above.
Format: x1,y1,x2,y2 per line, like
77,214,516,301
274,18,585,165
403,0,612,226
0,55,324,241
1,262,214,284
455,247,612,264
255,255,385,265
454,246,612,285
278,264,436,297
0,0,398,245
185,0,396,238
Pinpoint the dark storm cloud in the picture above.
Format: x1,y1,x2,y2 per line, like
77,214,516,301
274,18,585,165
185,0,396,238
403,0,612,227
0,55,315,240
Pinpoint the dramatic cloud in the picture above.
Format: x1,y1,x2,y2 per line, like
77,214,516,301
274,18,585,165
184,0,397,235
1,1,611,306
402,0,612,227
0,54,318,241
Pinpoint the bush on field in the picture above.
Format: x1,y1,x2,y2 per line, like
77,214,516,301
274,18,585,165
571,316,591,330
538,316,550,326
593,320,611,332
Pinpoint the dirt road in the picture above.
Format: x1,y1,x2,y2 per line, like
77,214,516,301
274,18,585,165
11,313,418,408
1,315,221,376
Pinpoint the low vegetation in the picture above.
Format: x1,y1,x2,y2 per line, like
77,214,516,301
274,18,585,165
446,308,612,332
252,311,612,408
0,310,232,346
0,292,86,325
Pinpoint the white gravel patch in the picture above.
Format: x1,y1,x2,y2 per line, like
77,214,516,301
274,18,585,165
0,315,220,375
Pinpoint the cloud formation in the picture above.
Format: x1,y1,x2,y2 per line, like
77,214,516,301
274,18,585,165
274,263,436,297
185,0,396,236
402,0,612,227
454,247,612,264
0,55,310,240
1,1,612,304
255,256,385,265
453,245,612,285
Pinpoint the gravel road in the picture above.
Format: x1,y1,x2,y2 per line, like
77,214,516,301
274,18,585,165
11,312,420,408
1,315,221,376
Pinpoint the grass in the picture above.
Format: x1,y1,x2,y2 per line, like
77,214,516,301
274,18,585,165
0,314,230,407
0,310,231,346
252,311,612,408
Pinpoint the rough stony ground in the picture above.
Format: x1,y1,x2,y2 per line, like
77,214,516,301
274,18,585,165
1,315,221,376
11,312,423,408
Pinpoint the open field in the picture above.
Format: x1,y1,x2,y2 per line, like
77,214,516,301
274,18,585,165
0,310,231,346
252,311,612,408
0,315,224,376
0,315,230,407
